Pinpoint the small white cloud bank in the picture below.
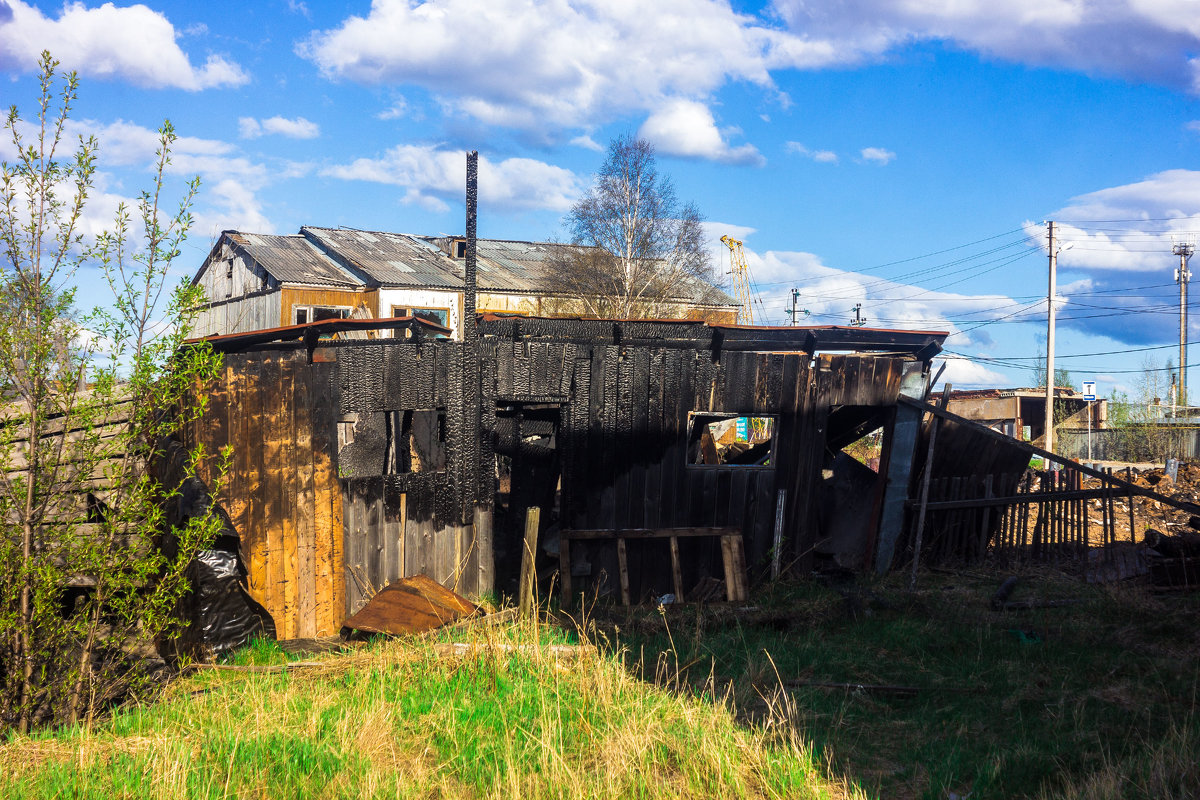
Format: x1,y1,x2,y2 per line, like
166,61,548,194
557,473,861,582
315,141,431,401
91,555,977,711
860,147,895,165
785,141,838,163
239,116,321,140
321,145,583,213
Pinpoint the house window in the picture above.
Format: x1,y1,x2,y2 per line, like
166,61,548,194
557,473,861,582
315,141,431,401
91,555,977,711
386,409,447,474
686,413,777,468
391,306,451,338
454,239,467,259
293,305,352,325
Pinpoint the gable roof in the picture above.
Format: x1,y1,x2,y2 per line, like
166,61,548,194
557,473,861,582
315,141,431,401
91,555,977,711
198,226,735,306
196,231,365,288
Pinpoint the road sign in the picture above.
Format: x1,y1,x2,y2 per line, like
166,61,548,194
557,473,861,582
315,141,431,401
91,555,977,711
1082,381,1096,402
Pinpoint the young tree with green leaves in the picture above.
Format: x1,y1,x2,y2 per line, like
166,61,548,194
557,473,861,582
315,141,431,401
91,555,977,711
0,52,227,732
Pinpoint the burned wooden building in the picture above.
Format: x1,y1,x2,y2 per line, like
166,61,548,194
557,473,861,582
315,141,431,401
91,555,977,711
190,315,948,638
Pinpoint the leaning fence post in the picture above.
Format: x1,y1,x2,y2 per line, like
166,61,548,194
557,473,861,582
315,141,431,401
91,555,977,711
519,507,540,619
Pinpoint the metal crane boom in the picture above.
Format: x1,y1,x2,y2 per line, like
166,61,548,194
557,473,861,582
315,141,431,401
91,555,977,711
720,234,755,325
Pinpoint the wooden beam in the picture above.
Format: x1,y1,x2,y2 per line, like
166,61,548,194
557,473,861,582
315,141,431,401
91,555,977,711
561,526,741,540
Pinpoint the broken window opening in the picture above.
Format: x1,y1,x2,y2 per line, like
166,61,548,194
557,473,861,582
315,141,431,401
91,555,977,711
686,413,777,468
293,305,351,325
842,429,884,472
385,409,448,474
391,305,451,339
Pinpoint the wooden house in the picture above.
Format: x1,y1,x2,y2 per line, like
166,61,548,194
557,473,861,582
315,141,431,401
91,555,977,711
189,315,948,639
190,227,739,339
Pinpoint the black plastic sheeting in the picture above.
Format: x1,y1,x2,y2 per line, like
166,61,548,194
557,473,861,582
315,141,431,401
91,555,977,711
178,548,275,658
153,442,276,659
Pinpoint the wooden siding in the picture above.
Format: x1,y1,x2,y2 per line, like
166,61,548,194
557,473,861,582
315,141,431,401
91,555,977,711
279,287,378,326
192,351,345,638
193,291,283,337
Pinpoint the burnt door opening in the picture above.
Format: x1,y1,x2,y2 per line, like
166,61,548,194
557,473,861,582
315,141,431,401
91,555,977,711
817,404,892,570
492,403,562,596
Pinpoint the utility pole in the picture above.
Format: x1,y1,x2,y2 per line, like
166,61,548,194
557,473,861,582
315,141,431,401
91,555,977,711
849,303,867,327
787,288,809,325
1045,221,1057,461
1174,241,1193,411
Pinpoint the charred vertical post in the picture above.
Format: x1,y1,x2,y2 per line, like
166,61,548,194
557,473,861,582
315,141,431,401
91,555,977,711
465,151,478,345
462,151,480,525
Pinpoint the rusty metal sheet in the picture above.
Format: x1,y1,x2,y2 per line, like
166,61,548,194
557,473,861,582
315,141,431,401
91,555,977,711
341,574,478,635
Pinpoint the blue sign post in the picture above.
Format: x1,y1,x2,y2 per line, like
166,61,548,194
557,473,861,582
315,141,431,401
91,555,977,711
1082,381,1096,462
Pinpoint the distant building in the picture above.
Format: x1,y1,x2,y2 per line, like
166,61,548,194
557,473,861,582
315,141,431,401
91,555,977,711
190,227,738,338
933,386,1106,446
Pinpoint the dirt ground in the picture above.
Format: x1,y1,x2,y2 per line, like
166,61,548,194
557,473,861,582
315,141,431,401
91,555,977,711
1073,460,1200,545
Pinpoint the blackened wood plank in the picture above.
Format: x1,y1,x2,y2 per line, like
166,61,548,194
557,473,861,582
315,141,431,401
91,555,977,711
645,349,665,529
614,350,635,528
659,349,682,528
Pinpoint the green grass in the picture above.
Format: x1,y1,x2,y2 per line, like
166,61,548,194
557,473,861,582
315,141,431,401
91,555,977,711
0,618,857,800
609,570,1200,800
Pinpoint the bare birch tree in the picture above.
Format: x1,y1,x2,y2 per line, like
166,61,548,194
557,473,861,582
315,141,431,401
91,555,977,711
549,135,720,319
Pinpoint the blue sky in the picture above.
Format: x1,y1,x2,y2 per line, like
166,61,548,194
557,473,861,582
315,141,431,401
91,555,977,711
4,0,1200,397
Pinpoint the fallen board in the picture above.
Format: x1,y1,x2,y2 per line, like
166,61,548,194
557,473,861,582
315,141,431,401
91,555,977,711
341,573,478,635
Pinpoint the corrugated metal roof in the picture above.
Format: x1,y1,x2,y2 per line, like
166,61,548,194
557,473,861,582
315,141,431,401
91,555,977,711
302,227,463,289
228,232,363,288
217,226,734,306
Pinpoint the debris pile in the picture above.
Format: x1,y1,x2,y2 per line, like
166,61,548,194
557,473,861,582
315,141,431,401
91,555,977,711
1070,462,1200,588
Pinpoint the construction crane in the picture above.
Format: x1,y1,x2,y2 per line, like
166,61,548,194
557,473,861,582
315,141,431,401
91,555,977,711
720,235,755,325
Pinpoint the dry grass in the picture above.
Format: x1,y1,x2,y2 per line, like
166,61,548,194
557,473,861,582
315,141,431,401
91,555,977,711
0,616,863,800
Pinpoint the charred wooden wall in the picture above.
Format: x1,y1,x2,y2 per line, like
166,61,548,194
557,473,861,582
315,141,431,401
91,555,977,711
195,321,918,634
334,341,488,615
192,350,345,639
480,332,909,595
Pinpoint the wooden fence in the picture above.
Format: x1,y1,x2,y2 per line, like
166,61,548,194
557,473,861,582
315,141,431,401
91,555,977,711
900,396,1197,570
911,467,1141,567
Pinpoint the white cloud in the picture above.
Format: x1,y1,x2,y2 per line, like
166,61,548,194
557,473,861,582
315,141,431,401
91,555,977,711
377,97,409,121
1188,120,1200,134
729,244,1024,355
0,0,248,90
771,0,1200,93
1028,170,1200,273
785,141,838,163
239,116,320,139
193,178,275,240
703,221,757,246
58,119,235,168
321,145,583,212
570,134,604,152
298,0,834,135
297,0,1200,158
638,100,764,166
860,147,895,165
931,354,1009,390
1011,169,1200,348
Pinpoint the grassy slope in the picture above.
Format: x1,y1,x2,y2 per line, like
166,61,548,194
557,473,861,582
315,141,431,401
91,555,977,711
614,570,1200,800
0,621,858,800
